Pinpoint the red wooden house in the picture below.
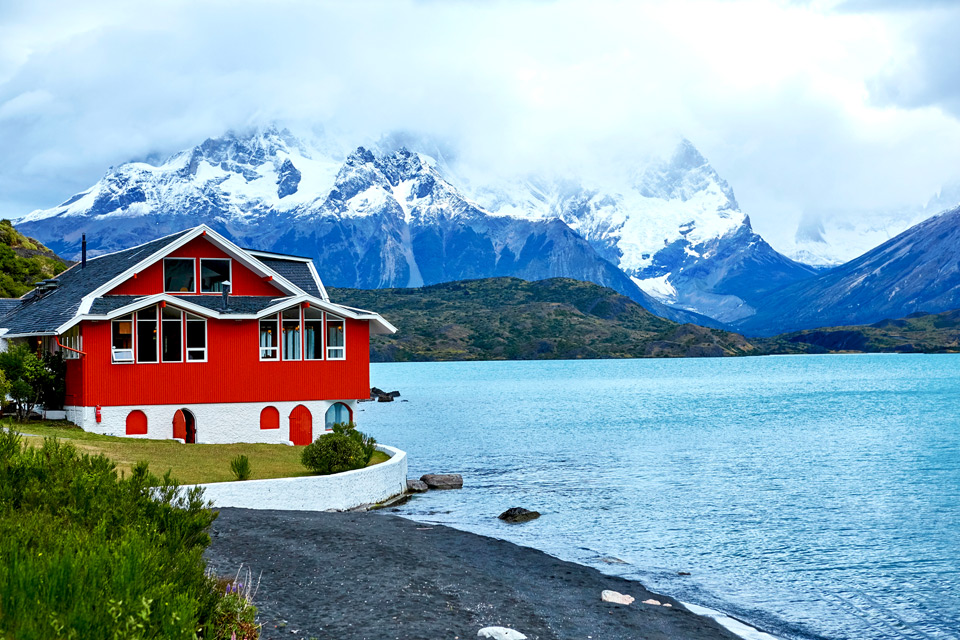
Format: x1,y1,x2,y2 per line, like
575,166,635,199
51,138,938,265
0,225,395,444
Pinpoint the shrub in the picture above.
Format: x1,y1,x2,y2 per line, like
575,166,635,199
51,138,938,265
230,454,252,481
0,425,251,640
0,344,54,421
330,422,378,465
300,432,365,475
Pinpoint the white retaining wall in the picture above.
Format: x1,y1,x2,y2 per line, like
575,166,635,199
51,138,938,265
189,444,408,512
64,399,357,444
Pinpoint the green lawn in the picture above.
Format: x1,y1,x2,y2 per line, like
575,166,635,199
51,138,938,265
12,420,389,485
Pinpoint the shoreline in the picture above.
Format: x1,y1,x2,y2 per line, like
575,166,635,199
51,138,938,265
206,507,748,640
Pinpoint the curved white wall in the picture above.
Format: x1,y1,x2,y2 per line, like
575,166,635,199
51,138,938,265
188,444,408,512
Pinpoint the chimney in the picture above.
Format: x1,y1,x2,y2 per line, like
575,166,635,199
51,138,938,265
81,234,87,269
221,280,232,309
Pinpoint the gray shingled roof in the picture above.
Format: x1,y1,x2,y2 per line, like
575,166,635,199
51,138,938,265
0,298,22,319
87,295,287,316
0,230,193,335
256,257,323,297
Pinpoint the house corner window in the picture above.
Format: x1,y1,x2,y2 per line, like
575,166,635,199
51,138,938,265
186,313,207,361
137,305,158,363
304,307,324,360
326,316,345,360
111,315,134,363
164,258,195,293
161,306,183,362
260,317,279,360
61,325,82,359
200,258,231,293
282,308,301,360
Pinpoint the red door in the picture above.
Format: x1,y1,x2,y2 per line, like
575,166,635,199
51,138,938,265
173,409,186,441
289,405,313,446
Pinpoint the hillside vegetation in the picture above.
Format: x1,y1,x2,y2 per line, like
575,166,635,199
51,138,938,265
330,277,756,361
0,219,69,297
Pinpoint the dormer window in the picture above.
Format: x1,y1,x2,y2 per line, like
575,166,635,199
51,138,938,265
200,258,231,293
164,258,195,293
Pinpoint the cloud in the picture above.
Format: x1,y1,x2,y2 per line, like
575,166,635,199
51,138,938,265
0,0,959,250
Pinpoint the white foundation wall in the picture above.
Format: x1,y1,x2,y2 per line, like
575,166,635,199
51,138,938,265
189,445,408,511
64,399,359,444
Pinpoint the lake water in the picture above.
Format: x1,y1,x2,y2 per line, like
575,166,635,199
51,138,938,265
358,355,960,640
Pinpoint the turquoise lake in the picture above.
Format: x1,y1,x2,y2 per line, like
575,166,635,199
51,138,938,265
359,354,960,640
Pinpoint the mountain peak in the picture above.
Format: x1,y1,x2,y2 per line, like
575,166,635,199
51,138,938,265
634,139,739,210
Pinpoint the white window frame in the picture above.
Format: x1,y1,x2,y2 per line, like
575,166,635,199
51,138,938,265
163,258,196,294
259,315,280,361
326,313,346,361
61,325,82,360
111,315,134,364
161,307,184,363
199,258,232,294
304,307,324,361
136,305,159,364
185,312,208,362
281,307,303,362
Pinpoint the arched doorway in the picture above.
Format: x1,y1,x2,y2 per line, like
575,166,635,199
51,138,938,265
173,409,197,443
289,405,312,446
325,402,352,430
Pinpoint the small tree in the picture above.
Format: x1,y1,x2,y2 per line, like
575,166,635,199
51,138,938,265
0,343,54,422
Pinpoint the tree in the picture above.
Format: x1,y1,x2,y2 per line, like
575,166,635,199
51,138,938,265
0,344,54,422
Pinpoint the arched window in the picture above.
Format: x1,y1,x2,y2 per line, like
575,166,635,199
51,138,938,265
260,406,280,430
126,410,148,435
325,402,352,430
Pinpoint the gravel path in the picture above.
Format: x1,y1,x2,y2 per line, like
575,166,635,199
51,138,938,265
206,508,742,640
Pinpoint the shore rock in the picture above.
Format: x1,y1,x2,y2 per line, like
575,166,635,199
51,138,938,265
420,474,463,490
642,598,662,606
478,627,527,640
497,507,541,523
406,479,428,493
377,394,394,403
602,590,635,605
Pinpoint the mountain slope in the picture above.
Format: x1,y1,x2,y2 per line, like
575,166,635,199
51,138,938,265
737,205,960,335
0,220,68,297
330,277,755,361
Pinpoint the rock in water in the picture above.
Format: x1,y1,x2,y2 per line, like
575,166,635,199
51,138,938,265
497,507,541,523
376,394,394,403
601,590,635,605
406,479,428,493
478,627,527,640
420,474,463,490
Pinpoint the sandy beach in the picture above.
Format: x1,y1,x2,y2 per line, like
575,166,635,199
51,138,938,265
206,508,742,640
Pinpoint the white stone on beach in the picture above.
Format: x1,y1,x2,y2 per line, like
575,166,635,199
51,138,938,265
601,590,635,605
478,626,527,640
642,598,662,606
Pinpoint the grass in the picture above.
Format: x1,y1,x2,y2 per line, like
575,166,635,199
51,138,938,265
13,420,389,485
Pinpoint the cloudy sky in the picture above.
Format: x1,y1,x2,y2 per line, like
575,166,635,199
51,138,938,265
1,0,959,248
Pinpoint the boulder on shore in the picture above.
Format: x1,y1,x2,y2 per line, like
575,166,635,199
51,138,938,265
420,473,463,490
601,590,635,605
497,507,540,523
406,479,428,493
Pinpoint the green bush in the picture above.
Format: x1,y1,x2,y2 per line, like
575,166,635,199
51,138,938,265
0,344,54,421
0,426,250,640
230,454,251,481
331,422,378,465
300,432,365,475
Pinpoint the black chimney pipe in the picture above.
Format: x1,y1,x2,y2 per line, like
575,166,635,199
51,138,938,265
81,234,87,269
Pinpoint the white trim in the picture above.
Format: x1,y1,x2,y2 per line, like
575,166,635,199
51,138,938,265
163,257,197,294
135,305,159,364
199,257,232,294
244,250,312,263
258,314,280,361
326,313,346,361
303,308,324,361
305,260,330,301
111,315,134,364
160,307,184,363
184,312,208,362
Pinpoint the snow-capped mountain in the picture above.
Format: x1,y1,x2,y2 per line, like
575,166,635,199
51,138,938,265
469,139,816,322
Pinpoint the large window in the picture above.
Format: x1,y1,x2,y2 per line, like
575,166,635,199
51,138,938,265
304,307,324,360
185,312,206,361
282,307,301,360
164,258,195,293
61,325,82,359
326,316,345,360
111,315,134,363
259,317,279,360
200,258,231,293
137,306,158,363
161,306,183,362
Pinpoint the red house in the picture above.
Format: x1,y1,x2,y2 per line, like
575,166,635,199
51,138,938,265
0,225,395,444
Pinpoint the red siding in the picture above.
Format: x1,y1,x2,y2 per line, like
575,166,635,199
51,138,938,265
107,237,284,297
73,316,370,407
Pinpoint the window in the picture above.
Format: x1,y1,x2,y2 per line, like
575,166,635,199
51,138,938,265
164,258,195,293
259,317,279,360
61,325,82,359
161,306,182,362
200,258,231,293
137,306,158,363
282,307,301,360
326,316,345,360
325,402,351,429
112,315,134,363
185,313,206,361
304,307,324,360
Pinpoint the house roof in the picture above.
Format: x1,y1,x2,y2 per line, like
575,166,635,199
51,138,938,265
0,225,394,337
